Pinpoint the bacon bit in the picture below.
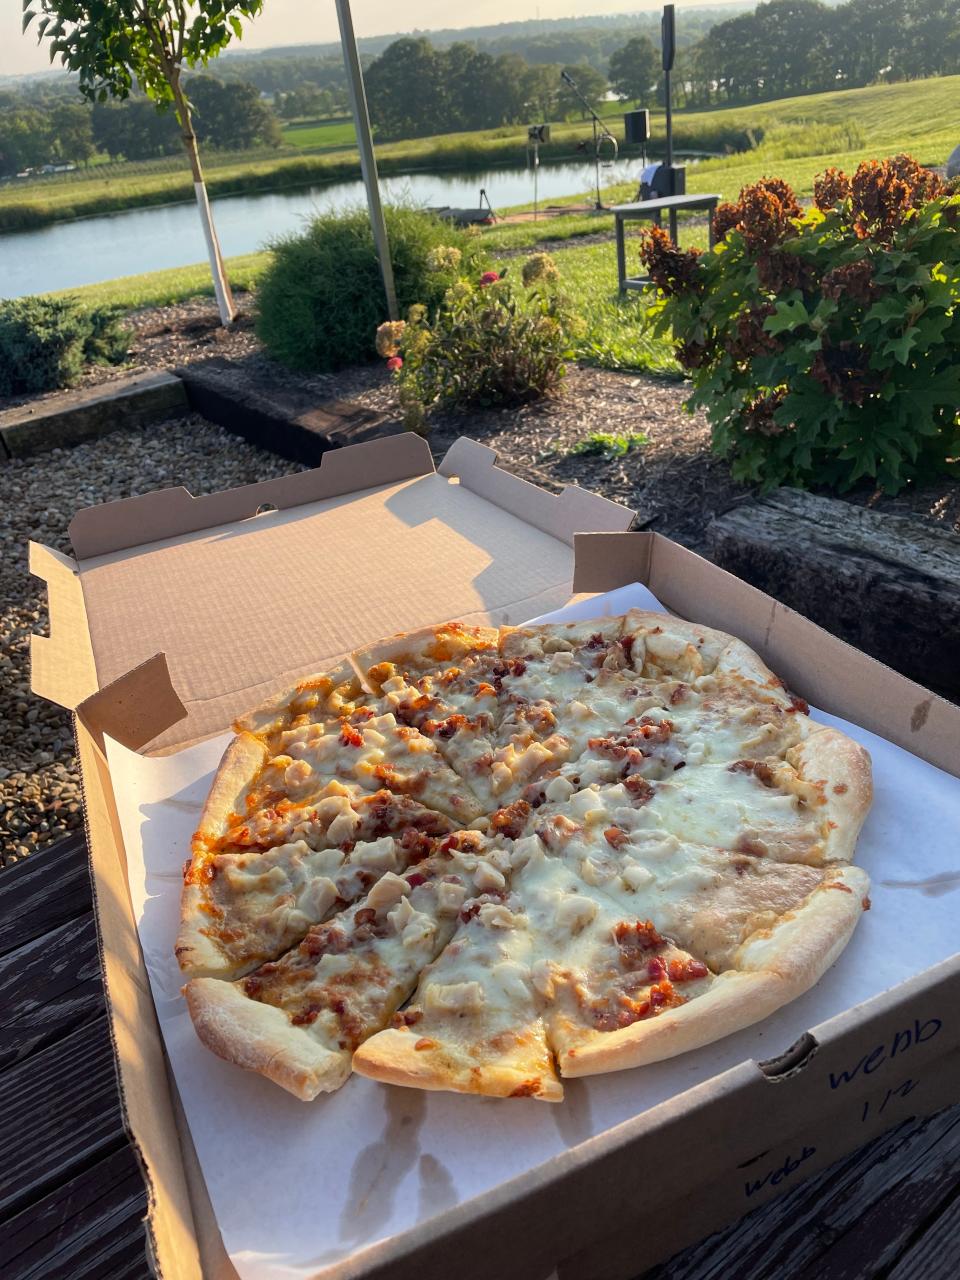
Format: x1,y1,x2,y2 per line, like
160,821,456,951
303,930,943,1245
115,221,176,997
624,687,639,698
300,926,349,958
585,632,607,650
490,798,532,839
291,1005,321,1026
414,1038,435,1051
423,713,468,739
828,882,853,893
623,776,655,806
622,634,635,662
373,763,424,796
729,759,776,787
399,828,433,861
674,760,686,771
787,694,810,715
392,1008,423,1028
647,956,667,980
614,919,666,964
604,826,628,849
354,908,377,926
669,683,689,705
833,782,849,795
735,834,767,857
340,723,363,748
406,872,427,888
862,895,872,910
509,1079,541,1097
243,976,262,997
668,957,709,983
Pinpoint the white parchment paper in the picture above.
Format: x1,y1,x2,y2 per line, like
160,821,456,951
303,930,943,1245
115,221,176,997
106,584,960,1280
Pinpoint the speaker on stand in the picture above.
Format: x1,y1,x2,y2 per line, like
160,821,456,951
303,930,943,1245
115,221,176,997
624,109,650,169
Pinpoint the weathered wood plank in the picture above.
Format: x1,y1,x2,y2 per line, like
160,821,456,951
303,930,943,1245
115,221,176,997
0,1013,127,1221
886,1186,960,1280
637,1105,960,1280
0,833,91,959
707,488,960,697
0,912,104,1071
0,1143,148,1280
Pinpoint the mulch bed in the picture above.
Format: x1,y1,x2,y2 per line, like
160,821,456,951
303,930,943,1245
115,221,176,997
2,296,959,866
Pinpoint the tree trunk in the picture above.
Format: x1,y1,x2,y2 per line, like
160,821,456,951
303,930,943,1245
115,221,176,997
170,74,236,326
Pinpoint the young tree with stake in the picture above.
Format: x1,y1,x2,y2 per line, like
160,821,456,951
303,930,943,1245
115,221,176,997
22,1,264,325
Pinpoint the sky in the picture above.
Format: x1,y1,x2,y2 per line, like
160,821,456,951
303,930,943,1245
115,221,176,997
1,0,742,78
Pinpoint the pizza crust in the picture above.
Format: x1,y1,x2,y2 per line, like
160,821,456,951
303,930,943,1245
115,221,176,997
787,727,873,861
176,734,269,979
352,1027,564,1101
185,978,351,1100
558,863,869,1078
233,661,361,736
350,623,499,694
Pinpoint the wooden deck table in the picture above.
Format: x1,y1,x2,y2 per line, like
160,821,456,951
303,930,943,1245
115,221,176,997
612,194,722,292
2,832,958,1279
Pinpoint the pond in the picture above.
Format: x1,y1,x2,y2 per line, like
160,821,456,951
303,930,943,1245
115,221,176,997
0,158,644,299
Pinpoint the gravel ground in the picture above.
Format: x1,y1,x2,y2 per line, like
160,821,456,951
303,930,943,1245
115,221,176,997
0,415,305,866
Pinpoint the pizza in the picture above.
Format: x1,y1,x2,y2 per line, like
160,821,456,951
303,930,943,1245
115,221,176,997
179,612,872,1102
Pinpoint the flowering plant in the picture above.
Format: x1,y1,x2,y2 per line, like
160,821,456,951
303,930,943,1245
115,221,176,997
640,157,960,493
376,252,578,432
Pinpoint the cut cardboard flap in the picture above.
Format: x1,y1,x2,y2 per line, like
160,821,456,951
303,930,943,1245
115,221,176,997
574,531,958,772
29,540,97,711
68,433,436,559
439,438,632,545
76,652,186,752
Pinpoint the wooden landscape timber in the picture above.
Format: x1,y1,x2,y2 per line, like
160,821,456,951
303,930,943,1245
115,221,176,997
708,488,960,699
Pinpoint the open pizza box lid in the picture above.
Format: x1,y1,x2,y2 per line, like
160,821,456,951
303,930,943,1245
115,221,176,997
29,433,960,1280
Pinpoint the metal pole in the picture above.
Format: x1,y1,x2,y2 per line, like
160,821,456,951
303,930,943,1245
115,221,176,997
665,64,673,170
335,0,398,321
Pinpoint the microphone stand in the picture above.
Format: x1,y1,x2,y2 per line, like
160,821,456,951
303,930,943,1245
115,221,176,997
560,70,619,210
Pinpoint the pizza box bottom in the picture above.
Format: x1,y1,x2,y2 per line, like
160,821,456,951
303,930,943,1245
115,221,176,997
28,436,960,1280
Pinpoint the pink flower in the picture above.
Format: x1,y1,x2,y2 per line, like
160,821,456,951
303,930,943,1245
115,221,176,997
480,271,500,286
386,355,403,371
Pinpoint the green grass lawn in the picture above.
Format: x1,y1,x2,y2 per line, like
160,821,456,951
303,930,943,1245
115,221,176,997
5,73,956,233
280,119,356,148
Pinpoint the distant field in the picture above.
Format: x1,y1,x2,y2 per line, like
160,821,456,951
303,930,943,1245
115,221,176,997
280,118,356,148
5,74,957,233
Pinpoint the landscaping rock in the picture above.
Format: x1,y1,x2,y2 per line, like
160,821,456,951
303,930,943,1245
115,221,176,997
0,371,187,459
708,488,960,697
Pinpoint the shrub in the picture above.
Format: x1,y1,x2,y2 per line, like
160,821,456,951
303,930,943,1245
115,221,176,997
255,204,485,372
640,157,960,494
0,296,131,398
379,252,579,430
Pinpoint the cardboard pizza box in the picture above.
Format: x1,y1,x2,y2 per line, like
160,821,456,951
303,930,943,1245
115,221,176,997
29,433,960,1280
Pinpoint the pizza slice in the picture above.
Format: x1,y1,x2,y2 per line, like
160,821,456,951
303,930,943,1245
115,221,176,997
353,836,562,1101
177,794,452,980
184,832,513,1099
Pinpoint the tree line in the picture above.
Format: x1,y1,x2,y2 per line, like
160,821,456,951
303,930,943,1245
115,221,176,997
690,0,960,105
363,0,959,139
0,75,279,177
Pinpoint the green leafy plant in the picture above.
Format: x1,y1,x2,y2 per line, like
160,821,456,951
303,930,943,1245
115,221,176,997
0,296,131,397
379,252,579,430
640,158,960,494
257,206,483,373
570,431,648,458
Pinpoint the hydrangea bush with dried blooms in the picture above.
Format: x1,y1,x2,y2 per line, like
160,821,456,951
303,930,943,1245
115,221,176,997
640,156,960,493
376,251,580,433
